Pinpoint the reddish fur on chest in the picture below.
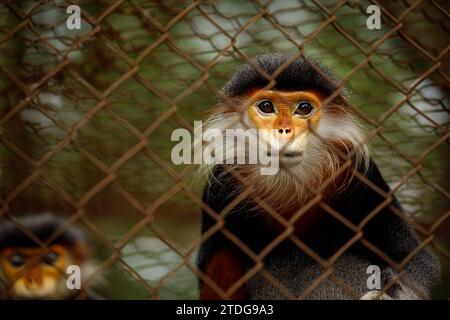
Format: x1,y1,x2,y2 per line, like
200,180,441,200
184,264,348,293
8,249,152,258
264,204,327,241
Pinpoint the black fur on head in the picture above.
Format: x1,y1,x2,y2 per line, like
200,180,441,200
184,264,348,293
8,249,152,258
0,213,87,248
218,52,347,103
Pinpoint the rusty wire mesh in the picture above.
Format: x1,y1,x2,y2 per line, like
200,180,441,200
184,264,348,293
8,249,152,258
0,0,449,299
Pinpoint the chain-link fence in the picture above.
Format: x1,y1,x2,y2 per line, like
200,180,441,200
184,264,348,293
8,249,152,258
0,0,448,300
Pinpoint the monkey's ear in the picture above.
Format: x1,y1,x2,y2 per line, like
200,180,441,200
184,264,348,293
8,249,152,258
334,94,349,106
217,96,244,113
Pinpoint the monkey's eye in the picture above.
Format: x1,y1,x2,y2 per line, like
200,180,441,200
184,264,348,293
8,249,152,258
43,251,59,266
8,253,25,268
295,101,314,117
256,100,275,114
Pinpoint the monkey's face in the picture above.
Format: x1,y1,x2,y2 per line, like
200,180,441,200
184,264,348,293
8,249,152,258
0,245,72,299
202,83,368,206
247,89,322,166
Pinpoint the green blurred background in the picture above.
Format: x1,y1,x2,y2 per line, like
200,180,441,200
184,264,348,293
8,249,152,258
0,0,448,299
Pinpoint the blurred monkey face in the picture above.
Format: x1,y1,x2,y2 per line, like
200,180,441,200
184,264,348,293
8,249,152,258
246,90,322,164
0,245,71,298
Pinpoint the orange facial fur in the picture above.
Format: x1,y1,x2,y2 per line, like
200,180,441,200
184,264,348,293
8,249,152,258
1,245,71,293
247,89,322,140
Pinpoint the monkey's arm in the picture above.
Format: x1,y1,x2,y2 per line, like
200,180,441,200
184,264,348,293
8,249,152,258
199,248,247,300
334,159,440,297
197,166,250,300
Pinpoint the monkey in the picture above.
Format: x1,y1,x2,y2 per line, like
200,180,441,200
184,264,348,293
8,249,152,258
0,213,102,299
196,53,440,300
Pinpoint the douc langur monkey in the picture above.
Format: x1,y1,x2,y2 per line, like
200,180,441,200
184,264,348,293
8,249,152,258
0,213,101,299
196,53,440,300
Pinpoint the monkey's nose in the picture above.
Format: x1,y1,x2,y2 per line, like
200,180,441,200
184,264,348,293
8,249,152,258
276,128,293,139
26,268,43,286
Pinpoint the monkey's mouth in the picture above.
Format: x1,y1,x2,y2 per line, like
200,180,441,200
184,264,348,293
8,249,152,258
267,151,303,158
267,151,303,168
282,151,303,158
